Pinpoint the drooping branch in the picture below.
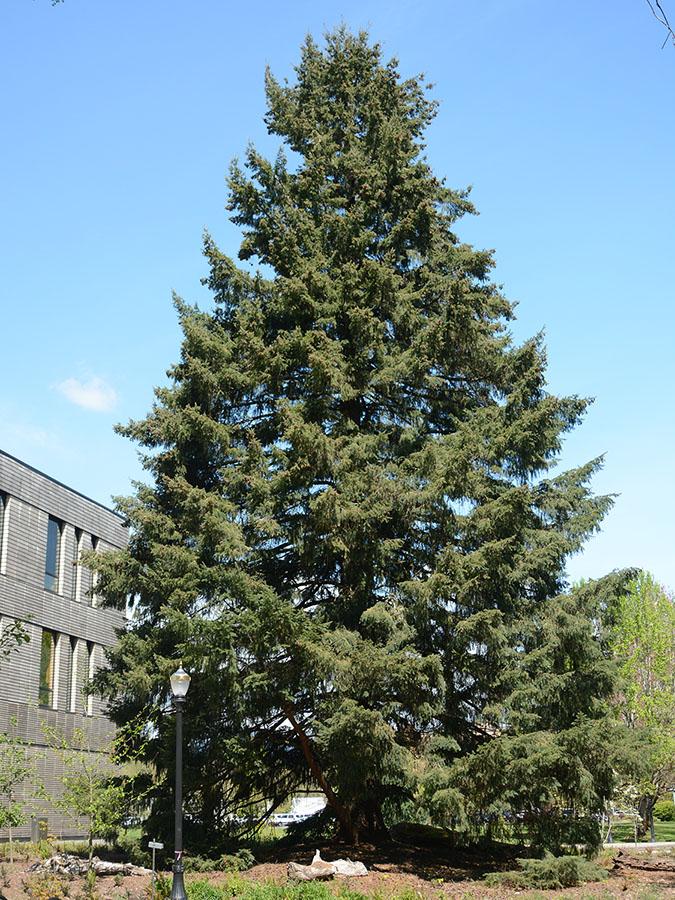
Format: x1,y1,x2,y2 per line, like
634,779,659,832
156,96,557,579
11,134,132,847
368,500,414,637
283,703,354,840
645,0,675,48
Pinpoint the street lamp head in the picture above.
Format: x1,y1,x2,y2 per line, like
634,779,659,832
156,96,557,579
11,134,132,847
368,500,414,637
170,666,191,699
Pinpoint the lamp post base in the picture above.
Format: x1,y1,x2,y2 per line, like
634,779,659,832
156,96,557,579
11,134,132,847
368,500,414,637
171,862,187,900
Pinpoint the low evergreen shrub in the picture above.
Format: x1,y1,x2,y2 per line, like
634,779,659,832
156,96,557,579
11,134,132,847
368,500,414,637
484,853,608,890
184,848,256,873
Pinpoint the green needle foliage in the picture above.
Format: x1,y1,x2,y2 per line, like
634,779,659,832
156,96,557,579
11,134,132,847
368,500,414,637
94,29,623,847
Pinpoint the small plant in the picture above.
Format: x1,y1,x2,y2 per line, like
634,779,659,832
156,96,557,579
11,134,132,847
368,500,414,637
37,839,54,859
484,854,608,890
114,873,124,887
146,872,172,900
187,880,227,900
389,890,424,900
336,886,369,900
0,864,10,887
82,867,99,900
220,873,248,897
22,872,70,900
225,848,256,871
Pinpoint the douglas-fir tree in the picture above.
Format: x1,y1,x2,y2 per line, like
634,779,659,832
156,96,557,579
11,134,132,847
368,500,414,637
95,29,625,848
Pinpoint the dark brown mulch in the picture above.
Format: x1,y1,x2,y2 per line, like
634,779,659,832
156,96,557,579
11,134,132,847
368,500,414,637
2,845,673,899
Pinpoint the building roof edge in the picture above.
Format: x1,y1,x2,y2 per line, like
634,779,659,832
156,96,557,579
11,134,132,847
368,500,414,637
0,448,126,523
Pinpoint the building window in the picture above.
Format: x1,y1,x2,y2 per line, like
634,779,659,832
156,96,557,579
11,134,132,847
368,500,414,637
91,536,101,607
69,637,79,712
72,529,84,601
39,629,57,707
44,516,63,593
86,641,96,716
0,493,9,575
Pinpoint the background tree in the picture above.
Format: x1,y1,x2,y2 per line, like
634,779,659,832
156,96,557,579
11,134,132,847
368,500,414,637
43,725,126,861
0,723,36,864
94,29,623,848
0,620,29,668
609,572,675,840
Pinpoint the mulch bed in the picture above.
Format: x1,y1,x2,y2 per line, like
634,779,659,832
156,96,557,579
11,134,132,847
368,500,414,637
2,844,673,898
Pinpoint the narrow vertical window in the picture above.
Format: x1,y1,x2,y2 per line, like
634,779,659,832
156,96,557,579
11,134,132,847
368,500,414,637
0,493,9,575
86,641,96,716
69,637,79,712
72,529,84,601
39,629,56,706
52,633,62,709
91,536,101,607
44,516,62,593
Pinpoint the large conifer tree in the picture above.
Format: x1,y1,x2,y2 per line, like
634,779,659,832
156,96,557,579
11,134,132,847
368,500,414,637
96,29,621,848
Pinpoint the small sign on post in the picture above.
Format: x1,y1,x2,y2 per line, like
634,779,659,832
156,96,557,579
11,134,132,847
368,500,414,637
148,841,164,899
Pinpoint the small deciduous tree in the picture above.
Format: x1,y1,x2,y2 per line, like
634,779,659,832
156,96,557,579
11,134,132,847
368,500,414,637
0,723,36,863
43,725,125,861
610,572,675,839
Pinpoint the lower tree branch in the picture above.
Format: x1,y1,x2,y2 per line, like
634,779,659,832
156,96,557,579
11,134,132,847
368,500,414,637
283,704,354,840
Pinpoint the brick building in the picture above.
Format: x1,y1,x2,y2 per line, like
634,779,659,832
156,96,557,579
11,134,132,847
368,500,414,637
0,449,127,840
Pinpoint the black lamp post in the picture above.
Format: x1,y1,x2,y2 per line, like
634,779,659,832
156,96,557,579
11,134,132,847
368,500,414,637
169,665,191,900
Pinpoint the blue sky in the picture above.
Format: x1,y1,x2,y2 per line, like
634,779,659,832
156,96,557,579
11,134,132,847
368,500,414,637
1,0,674,588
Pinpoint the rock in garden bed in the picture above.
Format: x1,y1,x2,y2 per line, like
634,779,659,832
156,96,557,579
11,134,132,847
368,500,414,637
287,850,368,881
29,853,151,877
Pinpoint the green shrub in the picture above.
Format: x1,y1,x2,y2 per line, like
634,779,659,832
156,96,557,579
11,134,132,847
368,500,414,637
222,848,256,872
36,840,54,860
146,872,172,900
484,854,608,890
235,882,332,900
183,848,255,873
21,872,70,900
654,800,675,822
184,856,217,873
60,840,91,858
182,878,362,900
115,834,152,868
0,840,54,862
215,873,245,897
286,883,333,900
335,887,368,900
188,881,227,900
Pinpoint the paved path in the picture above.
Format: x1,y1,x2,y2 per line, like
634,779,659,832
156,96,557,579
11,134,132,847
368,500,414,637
604,840,675,849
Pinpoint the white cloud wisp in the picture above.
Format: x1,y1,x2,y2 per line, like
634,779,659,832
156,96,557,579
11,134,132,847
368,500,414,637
55,376,118,412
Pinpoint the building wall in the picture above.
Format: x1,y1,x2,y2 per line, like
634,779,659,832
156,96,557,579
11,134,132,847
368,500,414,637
0,450,127,840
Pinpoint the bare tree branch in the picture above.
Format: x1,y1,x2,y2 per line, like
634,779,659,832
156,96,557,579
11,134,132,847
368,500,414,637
645,0,675,48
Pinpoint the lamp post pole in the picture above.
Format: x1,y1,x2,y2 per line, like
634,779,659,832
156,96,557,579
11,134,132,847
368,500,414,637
172,696,186,900
169,666,191,900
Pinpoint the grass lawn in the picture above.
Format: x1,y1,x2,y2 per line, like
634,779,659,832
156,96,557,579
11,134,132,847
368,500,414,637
608,820,675,842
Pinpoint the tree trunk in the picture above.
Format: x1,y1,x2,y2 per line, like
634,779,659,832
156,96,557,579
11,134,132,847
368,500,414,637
8,824,13,865
638,795,656,841
349,799,389,844
283,705,356,842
